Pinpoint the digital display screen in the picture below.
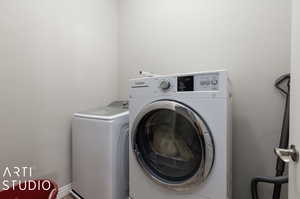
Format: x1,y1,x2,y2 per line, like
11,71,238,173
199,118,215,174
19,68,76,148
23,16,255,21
177,76,194,92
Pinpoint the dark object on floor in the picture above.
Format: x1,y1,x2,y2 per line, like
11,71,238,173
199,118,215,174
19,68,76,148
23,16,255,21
251,176,288,199
0,179,58,199
251,73,290,199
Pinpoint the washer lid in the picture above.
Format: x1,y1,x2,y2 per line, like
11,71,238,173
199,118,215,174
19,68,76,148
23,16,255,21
74,101,129,120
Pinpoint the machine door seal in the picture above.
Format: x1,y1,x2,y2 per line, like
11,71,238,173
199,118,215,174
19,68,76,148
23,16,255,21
132,100,214,192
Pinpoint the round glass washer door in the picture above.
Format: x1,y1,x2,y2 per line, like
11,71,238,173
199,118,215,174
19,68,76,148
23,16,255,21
132,100,214,191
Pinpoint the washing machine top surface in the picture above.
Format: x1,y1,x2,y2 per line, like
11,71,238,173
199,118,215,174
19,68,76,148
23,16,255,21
74,101,129,120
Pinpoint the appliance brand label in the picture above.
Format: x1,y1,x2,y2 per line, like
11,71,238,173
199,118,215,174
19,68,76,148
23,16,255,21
132,81,149,88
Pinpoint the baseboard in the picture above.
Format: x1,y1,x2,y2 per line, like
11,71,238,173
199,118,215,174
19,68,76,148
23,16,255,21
57,183,72,199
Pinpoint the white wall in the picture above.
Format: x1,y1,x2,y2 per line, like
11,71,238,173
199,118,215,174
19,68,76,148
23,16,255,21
0,0,119,187
118,0,291,198
289,0,300,197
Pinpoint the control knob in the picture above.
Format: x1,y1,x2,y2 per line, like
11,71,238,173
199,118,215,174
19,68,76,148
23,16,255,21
159,80,171,90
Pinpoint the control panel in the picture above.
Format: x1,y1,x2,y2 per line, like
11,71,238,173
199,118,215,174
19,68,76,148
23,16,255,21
130,72,221,95
177,72,219,92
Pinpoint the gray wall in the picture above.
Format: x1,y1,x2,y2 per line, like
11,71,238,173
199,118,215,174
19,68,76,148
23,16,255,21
0,0,119,188
118,0,291,198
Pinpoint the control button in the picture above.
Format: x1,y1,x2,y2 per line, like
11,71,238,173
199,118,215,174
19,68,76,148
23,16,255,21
159,80,171,90
211,79,218,85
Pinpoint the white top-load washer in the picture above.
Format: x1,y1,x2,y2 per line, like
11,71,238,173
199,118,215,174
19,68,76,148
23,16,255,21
72,101,129,199
129,71,232,199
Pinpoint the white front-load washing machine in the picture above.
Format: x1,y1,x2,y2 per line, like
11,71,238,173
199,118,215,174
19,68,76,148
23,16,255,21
129,71,232,199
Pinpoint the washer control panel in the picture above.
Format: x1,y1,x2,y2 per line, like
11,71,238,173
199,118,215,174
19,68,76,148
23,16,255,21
130,71,226,99
177,72,219,92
